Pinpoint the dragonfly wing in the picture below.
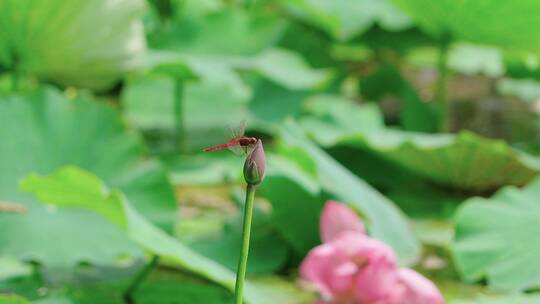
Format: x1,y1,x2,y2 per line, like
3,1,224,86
232,143,255,156
228,144,245,156
230,120,247,139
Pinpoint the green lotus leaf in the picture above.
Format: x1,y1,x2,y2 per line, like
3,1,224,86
393,0,540,52
147,9,327,89
0,294,29,304
451,294,540,304
277,120,421,265
148,9,283,56
21,166,312,304
453,177,540,291
285,0,412,41
0,87,176,267
300,96,540,191
260,154,324,257
0,0,146,90
189,207,289,275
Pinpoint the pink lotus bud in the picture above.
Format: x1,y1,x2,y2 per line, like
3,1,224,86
320,201,365,243
397,268,445,304
243,139,266,185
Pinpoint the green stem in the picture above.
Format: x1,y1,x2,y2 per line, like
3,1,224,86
11,53,21,92
12,71,18,92
436,38,450,132
151,0,173,20
123,255,160,304
174,79,186,152
234,183,256,304
30,262,43,287
11,54,19,92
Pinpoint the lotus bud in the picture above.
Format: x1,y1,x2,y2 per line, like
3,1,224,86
243,139,266,185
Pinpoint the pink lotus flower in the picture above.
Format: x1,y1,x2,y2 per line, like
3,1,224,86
300,201,444,304
320,201,365,243
397,268,445,304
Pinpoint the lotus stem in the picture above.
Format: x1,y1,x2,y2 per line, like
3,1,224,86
436,36,451,132
123,255,160,304
234,183,256,304
174,80,186,152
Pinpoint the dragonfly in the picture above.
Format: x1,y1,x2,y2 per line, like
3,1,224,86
203,121,258,155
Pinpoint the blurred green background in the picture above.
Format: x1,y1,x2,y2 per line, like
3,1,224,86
1,0,540,303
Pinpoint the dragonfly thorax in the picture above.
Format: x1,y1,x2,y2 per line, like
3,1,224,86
238,137,258,146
